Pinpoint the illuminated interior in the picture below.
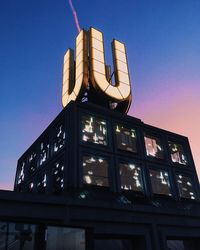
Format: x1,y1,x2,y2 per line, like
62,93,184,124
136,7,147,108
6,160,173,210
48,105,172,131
52,158,64,193
53,123,65,154
119,163,143,191
39,139,50,166
83,155,109,187
17,162,25,185
82,115,107,146
144,135,164,159
37,173,47,193
149,169,172,196
115,125,137,152
176,174,195,199
168,142,187,165
28,151,37,174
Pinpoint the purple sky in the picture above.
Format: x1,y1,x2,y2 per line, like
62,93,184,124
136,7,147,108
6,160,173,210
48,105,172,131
0,0,200,190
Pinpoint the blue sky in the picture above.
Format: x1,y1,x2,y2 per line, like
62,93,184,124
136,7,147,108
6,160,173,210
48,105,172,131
0,0,200,189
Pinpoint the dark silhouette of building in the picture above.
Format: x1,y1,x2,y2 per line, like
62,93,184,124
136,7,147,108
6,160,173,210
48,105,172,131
0,101,200,250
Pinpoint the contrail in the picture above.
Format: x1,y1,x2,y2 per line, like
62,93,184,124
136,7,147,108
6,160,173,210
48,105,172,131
68,0,81,33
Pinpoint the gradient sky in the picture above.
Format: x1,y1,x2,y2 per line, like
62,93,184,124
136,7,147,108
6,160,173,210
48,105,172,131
0,0,200,190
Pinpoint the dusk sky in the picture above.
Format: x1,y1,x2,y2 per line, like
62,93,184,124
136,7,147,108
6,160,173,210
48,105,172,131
0,0,200,190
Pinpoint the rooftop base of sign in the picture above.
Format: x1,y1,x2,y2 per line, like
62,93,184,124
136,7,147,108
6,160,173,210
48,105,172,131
1,101,200,250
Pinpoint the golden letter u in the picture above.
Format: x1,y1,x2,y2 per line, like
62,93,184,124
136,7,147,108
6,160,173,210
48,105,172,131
62,30,88,107
89,28,132,104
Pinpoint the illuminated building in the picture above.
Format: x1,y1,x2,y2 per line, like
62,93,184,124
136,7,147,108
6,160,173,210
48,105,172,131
1,28,200,250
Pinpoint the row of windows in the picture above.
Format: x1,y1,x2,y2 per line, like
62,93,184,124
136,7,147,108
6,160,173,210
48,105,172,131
17,113,190,187
82,154,196,200
81,114,188,165
17,122,65,183
17,158,64,194
16,152,196,200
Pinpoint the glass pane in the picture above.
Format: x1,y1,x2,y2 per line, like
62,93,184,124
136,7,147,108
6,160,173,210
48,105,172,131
83,155,109,187
46,227,85,250
115,125,136,152
53,123,65,154
176,174,195,199
52,158,64,194
38,138,50,166
36,173,47,194
0,222,37,250
81,115,107,146
94,239,133,250
119,163,143,191
17,161,25,185
144,135,164,159
28,150,37,175
149,169,172,196
167,239,197,250
169,142,187,165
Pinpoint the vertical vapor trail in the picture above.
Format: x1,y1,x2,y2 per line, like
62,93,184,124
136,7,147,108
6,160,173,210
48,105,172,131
68,0,81,33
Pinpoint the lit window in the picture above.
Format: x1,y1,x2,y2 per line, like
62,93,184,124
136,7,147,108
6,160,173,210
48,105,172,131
17,162,25,185
144,135,164,159
53,158,64,193
81,115,107,146
83,155,109,187
39,139,50,166
119,163,143,192
169,142,187,165
37,173,47,193
53,123,65,154
149,169,172,196
28,151,37,174
176,174,195,200
115,125,137,152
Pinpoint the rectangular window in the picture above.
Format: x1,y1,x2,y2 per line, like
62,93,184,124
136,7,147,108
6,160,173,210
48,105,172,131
119,162,143,191
53,123,65,154
115,125,137,152
144,134,164,159
176,174,195,199
81,115,107,146
52,158,64,194
149,169,172,196
39,138,50,166
169,142,187,165
46,227,85,250
28,150,37,175
37,173,47,194
83,155,109,187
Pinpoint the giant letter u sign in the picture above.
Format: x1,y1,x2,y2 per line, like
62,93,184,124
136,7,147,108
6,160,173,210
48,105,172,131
62,27,132,113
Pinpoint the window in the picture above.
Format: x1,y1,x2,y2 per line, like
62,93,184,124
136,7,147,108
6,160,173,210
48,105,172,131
115,125,137,152
46,227,85,250
28,151,37,175
53,123,65,154
17,161,25,185
119,162,143,191
52,158,64,193
169,142,187,165
83,155,109,187
39,139,50,166
176,174,195,199
144,134,164,159
37,173,47,193
81,115,107,146
149,169,172,196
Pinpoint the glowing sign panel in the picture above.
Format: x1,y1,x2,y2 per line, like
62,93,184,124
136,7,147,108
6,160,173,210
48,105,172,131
62,27,132,113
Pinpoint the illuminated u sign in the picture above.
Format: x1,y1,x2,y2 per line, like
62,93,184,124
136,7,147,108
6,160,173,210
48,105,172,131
62,30,88,107
62,27,132,113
